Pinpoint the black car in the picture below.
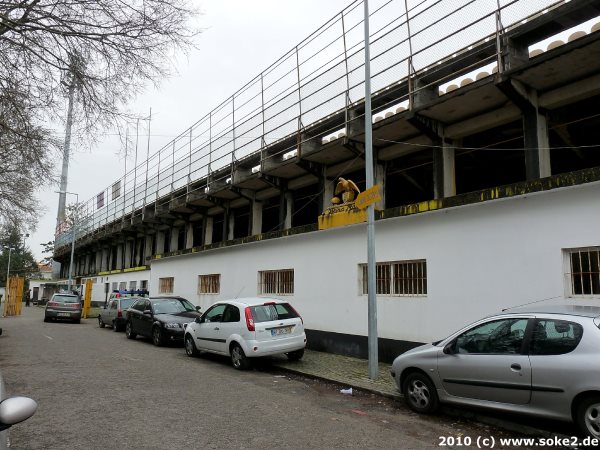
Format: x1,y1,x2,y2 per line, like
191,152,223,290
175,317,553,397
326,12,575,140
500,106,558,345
125,296,201,346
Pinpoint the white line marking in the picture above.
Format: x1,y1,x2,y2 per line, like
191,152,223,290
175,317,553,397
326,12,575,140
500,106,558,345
44,335,53,340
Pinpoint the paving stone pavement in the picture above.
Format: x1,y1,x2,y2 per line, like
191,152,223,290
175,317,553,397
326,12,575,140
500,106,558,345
271,349,401,399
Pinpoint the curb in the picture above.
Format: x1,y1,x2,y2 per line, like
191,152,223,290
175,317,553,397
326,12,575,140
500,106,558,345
271,363,402,401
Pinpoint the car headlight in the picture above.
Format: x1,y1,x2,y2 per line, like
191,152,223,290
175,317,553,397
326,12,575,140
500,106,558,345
163,323,181,329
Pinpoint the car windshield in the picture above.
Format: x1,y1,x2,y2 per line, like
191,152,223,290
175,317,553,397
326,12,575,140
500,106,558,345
120,298,136,309
250,303,298,323
152,299,195,314
52,295,79,303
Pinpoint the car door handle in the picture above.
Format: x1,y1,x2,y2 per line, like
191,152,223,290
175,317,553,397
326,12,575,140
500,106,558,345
510,363,521,371
214,327,220,330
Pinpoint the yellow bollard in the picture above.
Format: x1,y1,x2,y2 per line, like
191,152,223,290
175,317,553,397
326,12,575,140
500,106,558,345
82,279,93,319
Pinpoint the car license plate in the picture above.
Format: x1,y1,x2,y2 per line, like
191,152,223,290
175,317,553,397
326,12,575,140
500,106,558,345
57,312,71,317
271,326,291,336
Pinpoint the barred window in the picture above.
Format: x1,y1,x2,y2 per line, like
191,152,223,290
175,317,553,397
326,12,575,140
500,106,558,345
111,282,118,291
566,248,600,296
129,281,137,290
198,274,220,294
258,269,294,295
159,277,174,294
360,260,427,296
140,280,148,290
119,281,127,291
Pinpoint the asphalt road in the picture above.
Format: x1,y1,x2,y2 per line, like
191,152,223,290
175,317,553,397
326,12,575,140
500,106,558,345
0,307,543,449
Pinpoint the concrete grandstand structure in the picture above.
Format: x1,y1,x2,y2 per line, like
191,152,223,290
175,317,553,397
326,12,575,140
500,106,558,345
53,0,600,360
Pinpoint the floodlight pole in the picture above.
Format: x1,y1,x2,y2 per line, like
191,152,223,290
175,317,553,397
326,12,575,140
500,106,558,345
364,0,378,380
4,247,14,305
58,191,79,292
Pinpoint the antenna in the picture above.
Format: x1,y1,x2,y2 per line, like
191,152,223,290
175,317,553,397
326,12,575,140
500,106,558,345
234,286,245,299
501,295,562,312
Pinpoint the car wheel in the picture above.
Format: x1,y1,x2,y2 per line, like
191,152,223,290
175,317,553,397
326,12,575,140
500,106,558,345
185,334,199,357
98,316,105,328
576,394,600,438
230,343,251,370
125,321,137,339
43,316,49,323
73,319,80,324
286,349,304,361
402,372,439,414
112,321,119,332
152,326,163,347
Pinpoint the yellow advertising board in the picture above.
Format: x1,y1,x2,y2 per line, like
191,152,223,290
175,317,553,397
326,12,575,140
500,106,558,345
318,203,368,230
355,185,382,210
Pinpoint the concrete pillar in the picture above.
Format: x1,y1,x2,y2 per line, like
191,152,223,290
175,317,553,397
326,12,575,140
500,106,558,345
228,211,235,240
95,251,101,273
374,160,386,210
251,200,262,235
524,108,550,179
498,79,551,180
433,142,457,199
324,179,334,212
116,244,124,270
284,191,293,229
204,217,213,245
102,248,110,272
135,239,143,266
169,227,179,252
124,241,132,268
186,223,194,249
156,231,165,255
144,235,153,262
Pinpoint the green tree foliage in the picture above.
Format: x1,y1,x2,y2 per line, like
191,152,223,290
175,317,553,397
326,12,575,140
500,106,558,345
0,225,38,287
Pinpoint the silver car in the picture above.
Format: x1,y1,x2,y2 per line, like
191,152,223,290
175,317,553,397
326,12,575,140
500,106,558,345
0,371,37,450
98,296,139,331
44,293,82,324
391,304,600,438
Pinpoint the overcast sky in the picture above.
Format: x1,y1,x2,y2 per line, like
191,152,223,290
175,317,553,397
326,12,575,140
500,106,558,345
30,0,352,260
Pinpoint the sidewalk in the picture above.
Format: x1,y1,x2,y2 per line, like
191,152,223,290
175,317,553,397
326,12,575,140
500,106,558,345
271,349,400,399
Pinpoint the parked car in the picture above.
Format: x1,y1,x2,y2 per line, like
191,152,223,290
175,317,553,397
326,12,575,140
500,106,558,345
125,296,201,346
43,293,82,323
184,298,306,370
390,304,600,438
0,371,37,450
98,296,139,331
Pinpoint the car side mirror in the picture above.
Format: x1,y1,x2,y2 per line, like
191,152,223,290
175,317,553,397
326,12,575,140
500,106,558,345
0,396,37,430
443,341,455,355
194,316,201,324
195,306,201,312
143,310,152,316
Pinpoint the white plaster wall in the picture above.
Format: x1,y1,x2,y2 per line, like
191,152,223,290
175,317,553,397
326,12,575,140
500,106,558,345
87,271,151,305
150,182,600,344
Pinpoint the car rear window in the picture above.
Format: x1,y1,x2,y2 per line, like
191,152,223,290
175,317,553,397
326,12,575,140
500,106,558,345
250,303,298,323
52,295,79,303
120,299,136,309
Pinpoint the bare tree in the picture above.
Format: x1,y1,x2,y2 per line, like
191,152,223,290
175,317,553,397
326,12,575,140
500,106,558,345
0,0,200,226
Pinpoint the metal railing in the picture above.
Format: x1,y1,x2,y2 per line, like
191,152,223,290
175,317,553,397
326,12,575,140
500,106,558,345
55,0,568,249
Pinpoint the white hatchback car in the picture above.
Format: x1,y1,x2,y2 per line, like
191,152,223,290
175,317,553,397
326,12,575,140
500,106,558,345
184,298,306,369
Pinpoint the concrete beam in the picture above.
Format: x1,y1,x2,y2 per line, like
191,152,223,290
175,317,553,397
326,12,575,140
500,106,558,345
445,105,520,139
